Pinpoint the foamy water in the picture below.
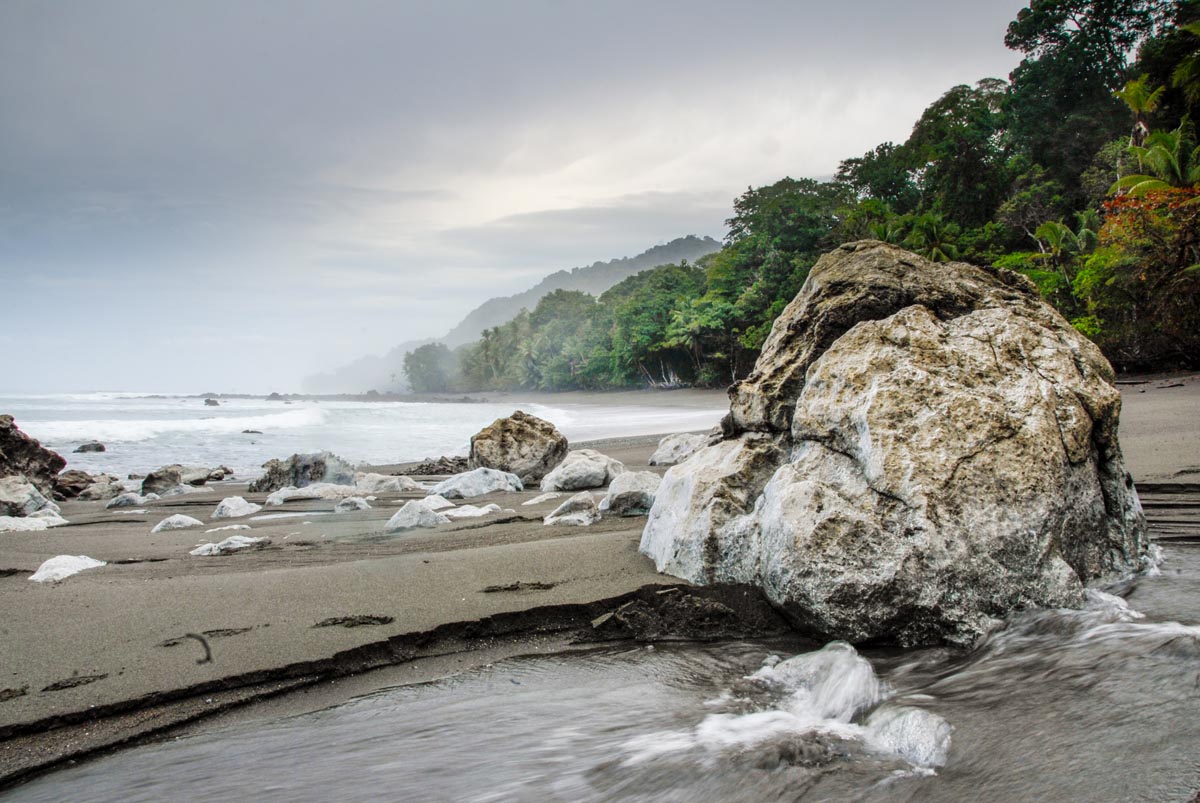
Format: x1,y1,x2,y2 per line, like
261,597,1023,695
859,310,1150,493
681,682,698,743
1,393,724,479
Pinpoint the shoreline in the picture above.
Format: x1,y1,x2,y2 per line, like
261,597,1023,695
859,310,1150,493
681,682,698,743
1,376,1198,790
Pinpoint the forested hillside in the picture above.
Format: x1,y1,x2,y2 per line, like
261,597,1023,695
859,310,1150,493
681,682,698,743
405,0,1200,393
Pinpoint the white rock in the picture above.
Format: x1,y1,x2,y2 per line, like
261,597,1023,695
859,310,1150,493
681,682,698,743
265,483,363,506
205,524,252,533
540,449,625,492
423,494,455,511
159,484,204,498
0,476,56,517
427,467,523,499
211,496,263,519
648,433,708,466
334,496,372,513
354,472,422,494
385,500,450,532
189,534,270,556
150,514,205,533
544,492,601,526
106,492,159,509
0,513,68,532
442,503,501,520
599,471,662,517
29,555,106,583
522,492,563,506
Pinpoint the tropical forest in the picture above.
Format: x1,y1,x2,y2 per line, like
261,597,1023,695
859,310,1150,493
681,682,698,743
405,0,1200,393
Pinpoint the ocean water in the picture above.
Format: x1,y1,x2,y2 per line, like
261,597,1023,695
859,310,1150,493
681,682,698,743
9,547,1199,802
1,393,725,479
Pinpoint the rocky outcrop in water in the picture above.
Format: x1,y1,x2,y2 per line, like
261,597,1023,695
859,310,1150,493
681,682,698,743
468,411,568,483
641,241,1149,647
0,415,66,497
248,452,357,493
74,441,106,453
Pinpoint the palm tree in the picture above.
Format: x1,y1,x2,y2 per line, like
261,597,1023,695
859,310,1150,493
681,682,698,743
1110,119,1200,196
1114,75,1165,147
1172,22,1200,107
904,212,960,262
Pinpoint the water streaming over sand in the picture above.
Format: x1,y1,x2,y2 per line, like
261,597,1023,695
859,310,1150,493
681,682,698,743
1,393,725,480
9,547,1198,802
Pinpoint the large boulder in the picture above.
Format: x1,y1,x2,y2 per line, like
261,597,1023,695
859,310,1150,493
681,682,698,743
0,415,66,497
641,241,1149,647
468,411,568,483
249,452,356,493
540,449,625,492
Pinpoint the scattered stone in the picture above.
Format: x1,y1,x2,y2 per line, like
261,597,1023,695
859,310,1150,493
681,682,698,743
264,483,363,506
354,472,422,494
442,503,501,520
399,455,469,476
189,534,270,556
76,474,124,502
0,415,65,497
242,430,263,435
0,475,58,517
540,449,625,492
544,491,601,526
204,398,220,406
468,411,569,483
385,500,450,532
73,441,106,453
334,496,372,513
422,494,455,511
482,581,557,593
141,466,183,496
642,241,1149,646
522,492,563,506
106,491,160,509
599,471,661,517
0,512,68,532
29,555,106,583
427,467,523,499
648,433,707,466
249,451,356,493
150,514,205,533
211,496,263,519
205,524,252,533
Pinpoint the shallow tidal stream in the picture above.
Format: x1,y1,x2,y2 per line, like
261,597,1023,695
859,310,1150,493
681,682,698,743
9,547,1200,803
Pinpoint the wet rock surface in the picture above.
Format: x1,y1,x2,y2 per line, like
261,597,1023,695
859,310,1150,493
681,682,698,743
642,241,1149,646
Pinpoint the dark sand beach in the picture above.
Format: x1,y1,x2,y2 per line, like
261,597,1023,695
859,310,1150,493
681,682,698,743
0,377,1196,788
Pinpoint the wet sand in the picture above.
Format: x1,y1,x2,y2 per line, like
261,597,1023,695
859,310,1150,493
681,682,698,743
0,375,1197,787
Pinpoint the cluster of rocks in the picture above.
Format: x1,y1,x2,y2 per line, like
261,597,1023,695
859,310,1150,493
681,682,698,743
141,464,234,496
398,456,469,476
0,416,71,532
248,451,354,493
641,241,1150,646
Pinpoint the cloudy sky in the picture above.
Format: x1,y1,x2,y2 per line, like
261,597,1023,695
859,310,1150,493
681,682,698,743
1,0,1026,393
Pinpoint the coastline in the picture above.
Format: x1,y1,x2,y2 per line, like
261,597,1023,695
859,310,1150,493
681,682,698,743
0,377,1197,790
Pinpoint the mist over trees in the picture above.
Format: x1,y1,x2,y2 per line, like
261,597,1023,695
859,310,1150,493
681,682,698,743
405,0,1200,394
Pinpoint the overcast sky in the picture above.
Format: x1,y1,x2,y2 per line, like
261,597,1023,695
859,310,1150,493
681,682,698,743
0,0,1027,393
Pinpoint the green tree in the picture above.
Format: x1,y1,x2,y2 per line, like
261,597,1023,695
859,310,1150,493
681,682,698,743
403,343,458,393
